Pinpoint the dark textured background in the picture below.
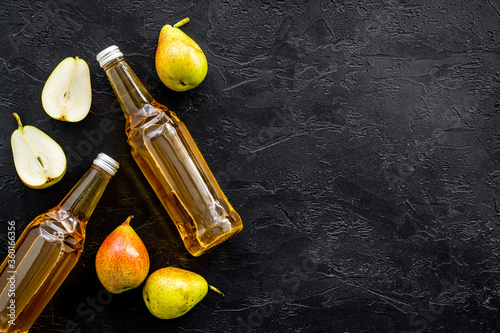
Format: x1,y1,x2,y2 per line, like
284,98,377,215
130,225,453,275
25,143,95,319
0,0,499,332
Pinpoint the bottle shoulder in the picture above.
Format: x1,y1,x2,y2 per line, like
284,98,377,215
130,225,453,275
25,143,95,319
126,104,182,139
35,209,84,233
28,209,86,251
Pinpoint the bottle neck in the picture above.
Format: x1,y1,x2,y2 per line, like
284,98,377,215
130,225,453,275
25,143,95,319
59,165,112,223
103,57,154,117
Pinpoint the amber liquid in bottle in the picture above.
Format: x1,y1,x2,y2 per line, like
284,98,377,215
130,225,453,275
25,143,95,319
97,46,243,256
0,153,118,332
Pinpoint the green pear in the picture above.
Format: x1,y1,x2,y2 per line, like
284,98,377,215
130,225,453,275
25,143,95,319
96,216,150,294
143,267,223,319
155,18,208,92
10,113,66,189
42,56,92,122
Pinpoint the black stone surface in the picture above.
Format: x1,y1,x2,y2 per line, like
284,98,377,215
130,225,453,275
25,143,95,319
0,1,500,332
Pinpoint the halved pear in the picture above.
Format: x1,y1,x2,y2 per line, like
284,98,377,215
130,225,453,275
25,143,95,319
11,113,66,189
41,56,92,122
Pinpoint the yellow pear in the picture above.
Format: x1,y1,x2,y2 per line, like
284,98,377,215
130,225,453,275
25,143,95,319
155,18,208,92
143,267,223,319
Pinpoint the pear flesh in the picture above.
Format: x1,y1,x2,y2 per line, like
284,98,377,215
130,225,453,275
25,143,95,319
155,18,208,92
42,56,92,122
11,113,66,189
143,267,223,319
96,216,150,294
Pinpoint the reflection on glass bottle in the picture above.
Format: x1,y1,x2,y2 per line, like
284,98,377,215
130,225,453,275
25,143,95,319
97,46,243,256
0,153,119,332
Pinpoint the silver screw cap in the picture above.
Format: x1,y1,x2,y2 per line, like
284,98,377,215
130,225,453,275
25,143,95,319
93,153,119,176
96,45,123,68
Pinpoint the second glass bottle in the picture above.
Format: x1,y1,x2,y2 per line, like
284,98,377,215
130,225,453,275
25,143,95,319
96,45,243,256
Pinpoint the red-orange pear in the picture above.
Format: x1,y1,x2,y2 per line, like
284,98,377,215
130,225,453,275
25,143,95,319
96,216,150,294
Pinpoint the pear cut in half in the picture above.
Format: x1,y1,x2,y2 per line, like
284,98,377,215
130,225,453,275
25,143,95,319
42,56,92,122
11,113,66,189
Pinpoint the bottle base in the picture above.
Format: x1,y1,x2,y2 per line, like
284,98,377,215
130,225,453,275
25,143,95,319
185,224,243,257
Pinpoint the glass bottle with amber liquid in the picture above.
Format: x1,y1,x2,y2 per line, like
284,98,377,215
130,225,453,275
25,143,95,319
0,153,119,332
96,45,243,257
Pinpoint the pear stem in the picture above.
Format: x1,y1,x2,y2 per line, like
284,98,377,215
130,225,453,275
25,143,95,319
173,17,190,28
123,215,134,227
209,285,224,296
13,113,23,130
